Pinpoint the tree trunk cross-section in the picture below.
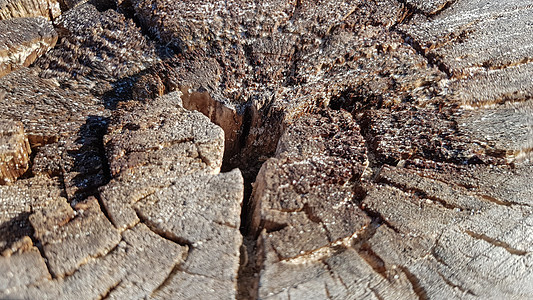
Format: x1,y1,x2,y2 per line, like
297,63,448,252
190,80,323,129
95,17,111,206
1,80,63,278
0,0,532,299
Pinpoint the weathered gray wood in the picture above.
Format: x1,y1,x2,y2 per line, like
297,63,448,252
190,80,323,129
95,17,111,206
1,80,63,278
100,92,244,298
457,101,533,162
404,0,453,15
2,223,189,300
0,176,63,253
0,0,532,299
1,92,244,299
30,196,121,278
402,0,533,106
0,237,51,291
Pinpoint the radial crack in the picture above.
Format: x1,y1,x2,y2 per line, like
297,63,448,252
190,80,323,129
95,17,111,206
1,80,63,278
101,279,123,300
436,270,477,296
464,230,528,256
133,208,193,249
377,177,468,212
150,263,181,298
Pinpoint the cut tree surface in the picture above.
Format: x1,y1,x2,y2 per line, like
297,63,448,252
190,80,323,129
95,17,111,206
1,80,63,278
0,0,532,299
101,92,244,298
402,0,533,105
1,92,244,299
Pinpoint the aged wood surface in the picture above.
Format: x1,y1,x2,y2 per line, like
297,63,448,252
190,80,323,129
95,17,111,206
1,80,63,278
0,0,532,299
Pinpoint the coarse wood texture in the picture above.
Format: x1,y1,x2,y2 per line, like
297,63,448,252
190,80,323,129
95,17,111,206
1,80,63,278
0,0,532,299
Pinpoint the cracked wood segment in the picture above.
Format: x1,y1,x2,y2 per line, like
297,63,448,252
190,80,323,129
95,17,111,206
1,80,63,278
456,101,533,162
0,18,57,78
251,109,369,259
1,223,188,299
257,232,418,299
0,67,106,148
362,162,533,299
94,224,188,299
252,109,402,298
29,196,121,278
100,91,243,297
0,0,60,20
134,170,243,282
101,92,226,230
0,240,51,291
38,3,159,86
0,175,62,252
104,92,224,177
403,0,533,105
0,120,31,185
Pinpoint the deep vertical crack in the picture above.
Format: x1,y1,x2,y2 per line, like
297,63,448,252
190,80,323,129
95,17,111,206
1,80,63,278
29,230,56,280
237,236,261,300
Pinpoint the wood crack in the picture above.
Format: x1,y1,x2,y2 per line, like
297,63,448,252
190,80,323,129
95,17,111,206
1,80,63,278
392,26,453,78
398,265,429,300
477,194,531,208
464,230,528,256
133,208,193,250
100,279,123,300
149,263,181,298
369,288,386,300
436,270,477,296
378,177,468,212
355,242,389,280
359,204,402,235
58,236,124,279
29,234,55,280
322,259,349,291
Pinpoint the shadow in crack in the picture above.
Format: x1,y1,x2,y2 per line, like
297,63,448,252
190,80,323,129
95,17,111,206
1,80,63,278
64,115,111,204
0,212,34,253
